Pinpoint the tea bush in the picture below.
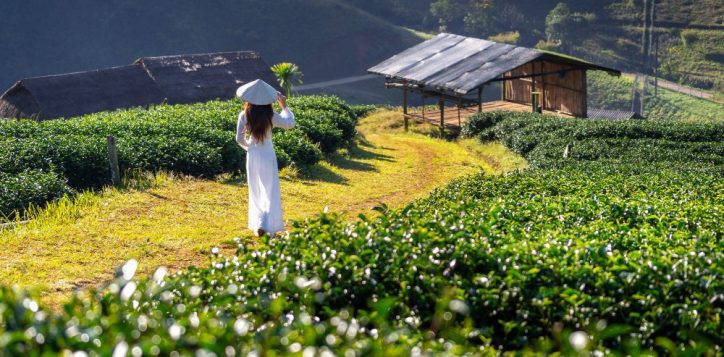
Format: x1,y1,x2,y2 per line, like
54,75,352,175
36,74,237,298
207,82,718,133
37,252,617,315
465,111,724,169
2,108,721,355
272,129,323,167
1,165,721,355
0,96,357,218
0,170,71,220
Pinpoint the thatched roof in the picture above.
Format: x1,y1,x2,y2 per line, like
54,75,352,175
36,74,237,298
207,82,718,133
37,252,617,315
0,50,280,120
0,65,165,120
135,51,281,105
368,33,620,95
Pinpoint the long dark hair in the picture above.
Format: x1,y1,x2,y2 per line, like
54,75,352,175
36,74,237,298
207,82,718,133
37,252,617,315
244,103,274,143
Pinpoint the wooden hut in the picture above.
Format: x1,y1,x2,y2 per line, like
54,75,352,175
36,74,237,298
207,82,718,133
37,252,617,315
368,33,622,133
0,65,165,120
0,50,280,120
135,51,281,105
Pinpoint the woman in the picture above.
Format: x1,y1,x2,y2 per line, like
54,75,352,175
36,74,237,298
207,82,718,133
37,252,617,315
235,79,295,237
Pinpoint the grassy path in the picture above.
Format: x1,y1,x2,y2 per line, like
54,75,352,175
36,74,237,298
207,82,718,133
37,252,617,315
0,110,526,305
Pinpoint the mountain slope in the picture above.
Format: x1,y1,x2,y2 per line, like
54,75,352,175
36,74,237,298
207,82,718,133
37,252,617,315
0,0,424,90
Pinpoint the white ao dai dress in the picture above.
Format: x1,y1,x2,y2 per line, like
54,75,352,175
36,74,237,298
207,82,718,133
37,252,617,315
235,108,295,235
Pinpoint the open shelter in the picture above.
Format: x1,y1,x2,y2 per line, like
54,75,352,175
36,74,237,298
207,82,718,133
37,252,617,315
368,33,622,134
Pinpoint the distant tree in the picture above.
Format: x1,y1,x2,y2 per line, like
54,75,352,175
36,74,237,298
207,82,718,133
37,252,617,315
430,0,496,36
545,3,571,45
463,0,496,35
271,63,303,98
430,0,466,32
545,2,596,51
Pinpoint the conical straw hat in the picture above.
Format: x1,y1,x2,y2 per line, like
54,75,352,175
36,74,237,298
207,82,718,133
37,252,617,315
236,79,278,105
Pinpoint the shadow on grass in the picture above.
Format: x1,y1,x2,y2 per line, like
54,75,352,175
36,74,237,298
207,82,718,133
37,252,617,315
220,137,398,186
297,164,349,185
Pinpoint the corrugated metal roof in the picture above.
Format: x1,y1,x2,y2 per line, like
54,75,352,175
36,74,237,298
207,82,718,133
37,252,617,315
587,108,644,120
368,33,620,95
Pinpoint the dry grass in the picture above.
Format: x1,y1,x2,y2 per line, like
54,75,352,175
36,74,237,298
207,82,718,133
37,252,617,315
0,109,526,306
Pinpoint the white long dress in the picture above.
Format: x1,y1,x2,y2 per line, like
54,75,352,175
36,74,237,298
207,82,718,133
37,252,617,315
235,108,295,235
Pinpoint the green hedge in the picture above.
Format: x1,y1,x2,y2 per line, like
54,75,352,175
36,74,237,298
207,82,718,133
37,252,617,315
463,110,724,169
1,165,721,355
0,170,71,220
0,96,357,218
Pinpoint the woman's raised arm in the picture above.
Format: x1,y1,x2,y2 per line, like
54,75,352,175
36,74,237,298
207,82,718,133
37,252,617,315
272,92,295,129
272,108,295,129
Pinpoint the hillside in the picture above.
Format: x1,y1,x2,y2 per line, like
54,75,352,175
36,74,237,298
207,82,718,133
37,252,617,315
348,0,723,92
0,0,424,90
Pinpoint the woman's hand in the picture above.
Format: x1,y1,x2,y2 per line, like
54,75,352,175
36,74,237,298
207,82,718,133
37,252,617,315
277,92,287,109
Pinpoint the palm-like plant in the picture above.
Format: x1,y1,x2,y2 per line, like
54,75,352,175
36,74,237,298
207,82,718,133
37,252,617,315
271,62,304,97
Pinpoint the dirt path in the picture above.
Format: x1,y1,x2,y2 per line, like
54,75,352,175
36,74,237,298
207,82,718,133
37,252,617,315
624,72,720,102
0,110,526,306
296,74,378,91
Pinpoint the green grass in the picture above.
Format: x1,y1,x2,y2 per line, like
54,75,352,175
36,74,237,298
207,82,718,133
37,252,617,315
588,70,724,122
0,109,525,307
660,29,724,91
646,86,724,122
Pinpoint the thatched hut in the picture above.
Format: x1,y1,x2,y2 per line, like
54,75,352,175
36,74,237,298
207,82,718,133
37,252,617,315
135,51,281,105
0,50,280,120
0,65,164,120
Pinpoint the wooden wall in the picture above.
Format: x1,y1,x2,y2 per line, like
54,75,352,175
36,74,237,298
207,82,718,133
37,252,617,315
502,61,587,117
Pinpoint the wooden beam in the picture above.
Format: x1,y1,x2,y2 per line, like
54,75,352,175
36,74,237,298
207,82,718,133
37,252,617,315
422,94,425,121
582,72,588,118
478,86,483,112
439,98,445,137
385,82,478,106
403,87,409,131
540,62,546,111
501,73,506,101
488,67,585,82
531,63,537,113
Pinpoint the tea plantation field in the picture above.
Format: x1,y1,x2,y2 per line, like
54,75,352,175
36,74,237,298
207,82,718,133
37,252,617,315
1,107,723,354
0,96,363,221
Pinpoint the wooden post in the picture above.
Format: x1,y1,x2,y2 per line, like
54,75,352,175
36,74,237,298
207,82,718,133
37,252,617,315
422,95,425,121
501,73,506,101
457,98,462,127
107,136,121,188
478,86,483,112
403,88,409,131
582,70,588,118
531,63,537,113
540,62,546,111
439,98,445,137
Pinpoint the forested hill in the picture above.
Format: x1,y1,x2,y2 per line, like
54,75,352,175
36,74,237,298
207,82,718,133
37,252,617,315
1,0,721,94
350,0,723,92
0,0,423,90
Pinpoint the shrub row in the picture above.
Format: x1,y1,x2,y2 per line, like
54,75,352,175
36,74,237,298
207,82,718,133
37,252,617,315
462,110,724,169
0,96,357,218
0,170,71,220
1,165,721,355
